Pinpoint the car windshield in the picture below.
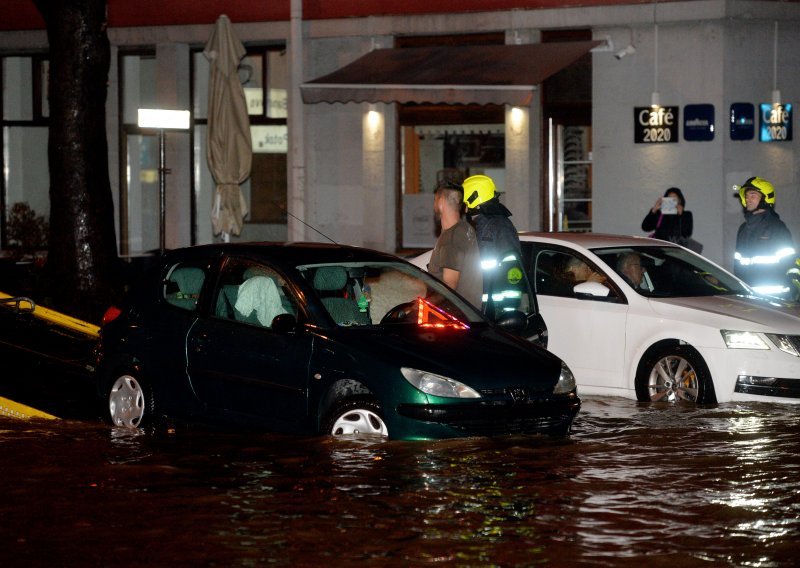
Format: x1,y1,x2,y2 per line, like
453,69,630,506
592,245,752,298
298,261,485,327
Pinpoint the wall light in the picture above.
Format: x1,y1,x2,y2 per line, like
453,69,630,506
615,44,637,60
367,109,381,133
510,107,525,135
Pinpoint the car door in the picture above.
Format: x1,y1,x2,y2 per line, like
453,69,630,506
522,242,629,389
185,258,313,427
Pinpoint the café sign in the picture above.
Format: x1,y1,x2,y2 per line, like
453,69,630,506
759,103,792,142
634,106,679,143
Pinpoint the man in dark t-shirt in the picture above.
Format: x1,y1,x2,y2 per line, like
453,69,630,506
428,182,483,308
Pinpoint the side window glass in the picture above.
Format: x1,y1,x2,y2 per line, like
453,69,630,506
213,261,297,329
163,263,206,311
534,251,574,297
534,249,614,299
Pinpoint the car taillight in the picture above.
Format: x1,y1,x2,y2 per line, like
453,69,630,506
102,305,122,326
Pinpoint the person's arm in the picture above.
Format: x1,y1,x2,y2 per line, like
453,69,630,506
642,210,661,231
442,267,461,290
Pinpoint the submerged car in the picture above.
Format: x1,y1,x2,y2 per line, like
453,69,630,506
96,243,579,439
413,233,800,405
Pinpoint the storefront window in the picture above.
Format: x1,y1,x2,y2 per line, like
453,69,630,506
119,52,157,255
192,45,288,245
1,55,49,249
400,124,504,249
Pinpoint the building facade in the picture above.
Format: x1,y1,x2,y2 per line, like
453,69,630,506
1,0,799,271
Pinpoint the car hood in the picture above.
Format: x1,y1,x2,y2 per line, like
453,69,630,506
332,324,564,391
649,294,800,333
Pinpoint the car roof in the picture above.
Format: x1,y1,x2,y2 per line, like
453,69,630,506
517,231,675,250
164,241,404,266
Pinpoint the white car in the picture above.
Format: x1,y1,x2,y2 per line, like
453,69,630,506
413,232,800,405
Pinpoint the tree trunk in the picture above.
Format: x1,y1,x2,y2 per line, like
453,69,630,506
34,0,119,323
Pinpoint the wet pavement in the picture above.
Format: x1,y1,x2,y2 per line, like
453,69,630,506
1,395,798,567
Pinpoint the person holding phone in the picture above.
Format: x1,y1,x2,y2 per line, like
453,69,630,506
641,187,694,243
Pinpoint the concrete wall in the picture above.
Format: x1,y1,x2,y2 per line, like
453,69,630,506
594,12,800,270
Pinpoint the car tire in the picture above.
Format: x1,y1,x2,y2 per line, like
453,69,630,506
324,396,388,437
635,344,716,404
105,370,157,428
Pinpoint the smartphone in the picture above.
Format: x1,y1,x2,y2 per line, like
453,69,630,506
660,196,678,214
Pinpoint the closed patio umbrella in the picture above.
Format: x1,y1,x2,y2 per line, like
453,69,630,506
204,14,252,241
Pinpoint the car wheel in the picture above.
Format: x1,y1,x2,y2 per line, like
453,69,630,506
635,344,716,404
106,372,156,428
324,396,388,437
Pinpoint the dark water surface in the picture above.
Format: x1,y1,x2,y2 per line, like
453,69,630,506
1,397,798,567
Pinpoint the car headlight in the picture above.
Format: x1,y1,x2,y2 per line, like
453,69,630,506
721,330,770,350
401,367,481,398
553,361,576,395
766,334,800,357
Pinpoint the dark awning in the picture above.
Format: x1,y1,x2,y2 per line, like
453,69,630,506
301,41,601,106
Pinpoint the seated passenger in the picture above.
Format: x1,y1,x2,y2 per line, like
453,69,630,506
563,256,606,286
617,252,647,290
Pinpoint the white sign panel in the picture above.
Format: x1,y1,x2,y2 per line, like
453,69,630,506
251,125,288,154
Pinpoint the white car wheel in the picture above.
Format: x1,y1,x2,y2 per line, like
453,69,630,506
326,397,388,437
636,345,716,405
108,373,151,428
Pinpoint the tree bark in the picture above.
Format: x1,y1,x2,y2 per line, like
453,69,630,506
34,0,119,323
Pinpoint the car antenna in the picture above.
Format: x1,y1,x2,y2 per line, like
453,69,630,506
286,210,338,245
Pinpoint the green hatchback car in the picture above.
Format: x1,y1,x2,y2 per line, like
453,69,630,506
97,243,580,440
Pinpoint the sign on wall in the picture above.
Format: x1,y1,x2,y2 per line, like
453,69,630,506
730,103,755,140
634,106,679,143
759,103,793,142
683,104,715,141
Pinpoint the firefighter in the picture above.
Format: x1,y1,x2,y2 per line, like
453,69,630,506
462,174,525,319
734,177,799,300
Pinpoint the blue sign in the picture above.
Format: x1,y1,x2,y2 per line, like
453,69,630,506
684,104,715,141
759,103,792,142
730,103,755,140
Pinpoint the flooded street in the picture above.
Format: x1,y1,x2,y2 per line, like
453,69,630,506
1,396,798,567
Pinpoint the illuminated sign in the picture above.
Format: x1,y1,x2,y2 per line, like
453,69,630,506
634,106,679,143
683,104,715,141
730,103,755,140
759,103,792,142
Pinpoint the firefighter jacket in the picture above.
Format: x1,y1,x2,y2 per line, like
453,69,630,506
734,207,797,296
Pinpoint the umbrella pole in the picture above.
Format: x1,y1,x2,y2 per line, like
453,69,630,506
158,128,166,255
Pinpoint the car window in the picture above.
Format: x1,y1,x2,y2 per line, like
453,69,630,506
592,246,750,298
163,262,207,311
298,261,484,327
213,260,298,329
525,246,617,300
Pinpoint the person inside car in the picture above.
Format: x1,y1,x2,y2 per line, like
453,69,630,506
617,252,647,290
563,256,606,286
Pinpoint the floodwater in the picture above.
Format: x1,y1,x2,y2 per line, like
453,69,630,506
1,397,798,567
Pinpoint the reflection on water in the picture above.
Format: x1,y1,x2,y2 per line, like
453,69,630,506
0,397,798,567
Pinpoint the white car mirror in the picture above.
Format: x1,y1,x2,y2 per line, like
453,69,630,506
574,281,610,297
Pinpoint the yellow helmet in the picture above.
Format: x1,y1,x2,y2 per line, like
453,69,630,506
738,176,775,207
463,175,497,209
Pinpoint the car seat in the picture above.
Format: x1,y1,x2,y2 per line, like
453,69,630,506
312,266,369,326
166,266,205,310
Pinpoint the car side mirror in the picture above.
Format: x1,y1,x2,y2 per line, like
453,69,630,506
494,309,527,332
271,313,297,334
574,281,611,298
